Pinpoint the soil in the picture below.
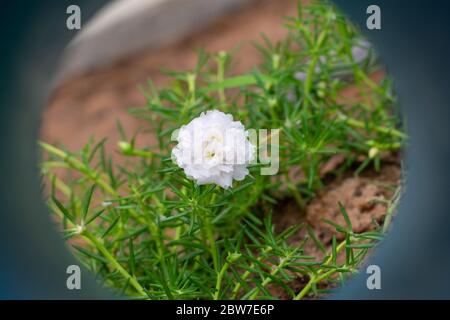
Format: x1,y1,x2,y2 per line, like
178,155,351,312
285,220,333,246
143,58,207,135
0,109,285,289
274,159,401,251
307,163,400,241
269,160,401,299
41,0,299,154
40,0,402,299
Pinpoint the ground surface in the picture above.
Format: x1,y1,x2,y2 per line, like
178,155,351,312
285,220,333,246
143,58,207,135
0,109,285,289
41,0,298,153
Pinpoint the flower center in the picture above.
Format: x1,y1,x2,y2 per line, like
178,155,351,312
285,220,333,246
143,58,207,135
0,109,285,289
205,149,216,159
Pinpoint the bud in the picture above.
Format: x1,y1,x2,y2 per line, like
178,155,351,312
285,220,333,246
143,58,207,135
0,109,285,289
118,141,132,153
218,51,228,60
268,98,277,108
264,81,273,91
368,147,379,159
317,81,327,90
272,54,281,70
226,252,242,264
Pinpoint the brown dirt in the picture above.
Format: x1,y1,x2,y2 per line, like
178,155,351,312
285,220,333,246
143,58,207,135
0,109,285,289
307,163,400,242
40,0,403,299
270,159,401,298
274,160,401,249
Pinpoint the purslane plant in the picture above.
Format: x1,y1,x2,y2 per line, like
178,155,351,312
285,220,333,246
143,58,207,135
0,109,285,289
40,1,405,299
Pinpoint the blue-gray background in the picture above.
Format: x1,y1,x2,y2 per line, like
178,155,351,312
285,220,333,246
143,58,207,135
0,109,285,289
0,0,449,299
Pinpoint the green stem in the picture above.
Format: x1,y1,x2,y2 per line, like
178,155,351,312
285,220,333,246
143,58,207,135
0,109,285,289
339,114,407,139
293,240,347,300
216,51,227,103
42,142,165,297
303,27,329,109
284,172,305,211
248,256,289,300
83,231,147,297
201,190,219,273
123,148,153,158
214,260,230,300
230,247,273,299
40,142,152,227
355,68,391,99
203,73,273,93
40,141,116,195
382,187,401,233
294,268,338,300
204,216,219,273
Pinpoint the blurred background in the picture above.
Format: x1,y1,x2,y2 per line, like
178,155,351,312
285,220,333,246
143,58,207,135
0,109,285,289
41,0,297,155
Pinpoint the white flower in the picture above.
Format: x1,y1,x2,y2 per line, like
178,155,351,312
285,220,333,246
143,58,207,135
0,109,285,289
172,110,255,189
351,39,371,64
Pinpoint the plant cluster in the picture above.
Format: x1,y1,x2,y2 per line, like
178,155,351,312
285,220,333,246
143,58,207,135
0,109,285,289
40,1,405,299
